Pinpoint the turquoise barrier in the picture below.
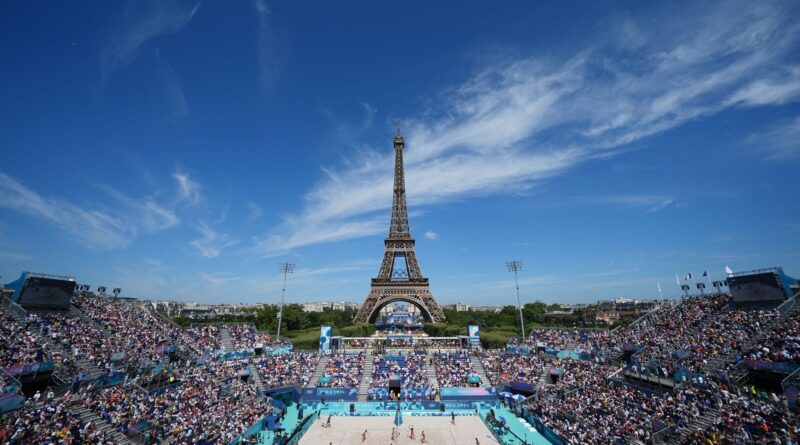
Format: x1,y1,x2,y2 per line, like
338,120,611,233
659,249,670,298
522,411,570,445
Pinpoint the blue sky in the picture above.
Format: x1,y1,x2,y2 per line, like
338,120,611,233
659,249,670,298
1,0,799,305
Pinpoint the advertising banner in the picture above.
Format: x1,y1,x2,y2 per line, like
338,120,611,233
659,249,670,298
301,387,358,402
467,325,480,345
319,326,332,352
439,387,497,401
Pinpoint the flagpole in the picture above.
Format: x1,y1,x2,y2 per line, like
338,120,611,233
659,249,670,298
658,281,664,299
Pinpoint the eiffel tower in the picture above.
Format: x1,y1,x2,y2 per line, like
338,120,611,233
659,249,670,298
352,127,446,324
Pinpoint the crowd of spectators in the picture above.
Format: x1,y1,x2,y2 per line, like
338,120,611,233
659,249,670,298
515,293,800,444
0,392,116,444
371,352,428,387
480,352,547,386
83,358,271,444
4,290,800,444
674,308,779,373
526,359,713,444
606,295,730,375
685,392,798,444
226,324,271,350
183,324,222,354
0,313,49,368
253,353,319,388
432,351,476,387
317,352,363,387
40,312,126,375
747,311,800,364
73,296,186,368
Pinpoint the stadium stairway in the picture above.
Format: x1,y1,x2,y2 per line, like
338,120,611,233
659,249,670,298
69,403,135,444
307,355,330,388
220,326,235,351
357,349,374,401
469,354,490,387
425,351,441,400
535,364,550,389
670,405,721,444
250,364,267,396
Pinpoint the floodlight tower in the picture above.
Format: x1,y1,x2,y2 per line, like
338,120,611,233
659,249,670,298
506,260,526,340
276,262,295,341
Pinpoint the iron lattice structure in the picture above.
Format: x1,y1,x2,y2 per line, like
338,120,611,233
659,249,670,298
352,128,446,324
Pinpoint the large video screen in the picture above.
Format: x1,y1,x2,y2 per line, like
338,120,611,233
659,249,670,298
728,272,787,302
18,277,75,309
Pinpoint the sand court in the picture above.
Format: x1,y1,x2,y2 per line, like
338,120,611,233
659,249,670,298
299,414,500,445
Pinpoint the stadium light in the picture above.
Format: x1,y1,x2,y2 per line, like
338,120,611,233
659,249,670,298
506,260,526,340
276,262,295,341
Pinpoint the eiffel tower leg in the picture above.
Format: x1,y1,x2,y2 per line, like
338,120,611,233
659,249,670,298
354,284,445,324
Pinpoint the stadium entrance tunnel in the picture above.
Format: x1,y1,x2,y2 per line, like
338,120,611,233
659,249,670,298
365,297,435,324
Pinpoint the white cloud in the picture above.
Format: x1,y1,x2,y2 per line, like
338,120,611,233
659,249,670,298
98,184,180,232
247,201,263,220
258,0,800,254
0,173,180,250
101,0,200,82
251,0,280,88
579,195,677,213
0,173,134,249
746,116,800,160
154,48,188,118
190,222,240,258
424,231,438,240
0,250,32,262
173,172,201,204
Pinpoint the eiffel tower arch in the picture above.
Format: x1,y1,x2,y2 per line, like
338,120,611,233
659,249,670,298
353,127,446,324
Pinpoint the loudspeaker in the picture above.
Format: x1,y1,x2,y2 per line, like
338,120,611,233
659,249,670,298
440,403,445,412
350,403,355,413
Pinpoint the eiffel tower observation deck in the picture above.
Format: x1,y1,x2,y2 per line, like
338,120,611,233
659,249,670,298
353,127,446,324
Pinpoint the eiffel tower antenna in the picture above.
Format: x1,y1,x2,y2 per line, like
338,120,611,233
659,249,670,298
353,129,445,323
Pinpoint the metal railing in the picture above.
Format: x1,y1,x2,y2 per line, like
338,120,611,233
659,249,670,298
650,425,675,444
782,365,800,392
1,295,27,319
777,290,800,317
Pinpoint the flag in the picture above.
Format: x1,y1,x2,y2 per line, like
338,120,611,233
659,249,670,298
725,265,733,275
657,282,662,293
676,274,681,285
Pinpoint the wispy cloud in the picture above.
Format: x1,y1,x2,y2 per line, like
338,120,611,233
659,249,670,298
0,173,135,249
97,184,180,232
0,173,180,251
251,0,280,88
746,116,800,160
247,201,263,220
578,194,677,213
101,0,200,83
424,231,438,240
173,171,202,204
190,222,240,258
197,271,242,287
259,1,800,254
154,48,188,119
0,250,32,263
